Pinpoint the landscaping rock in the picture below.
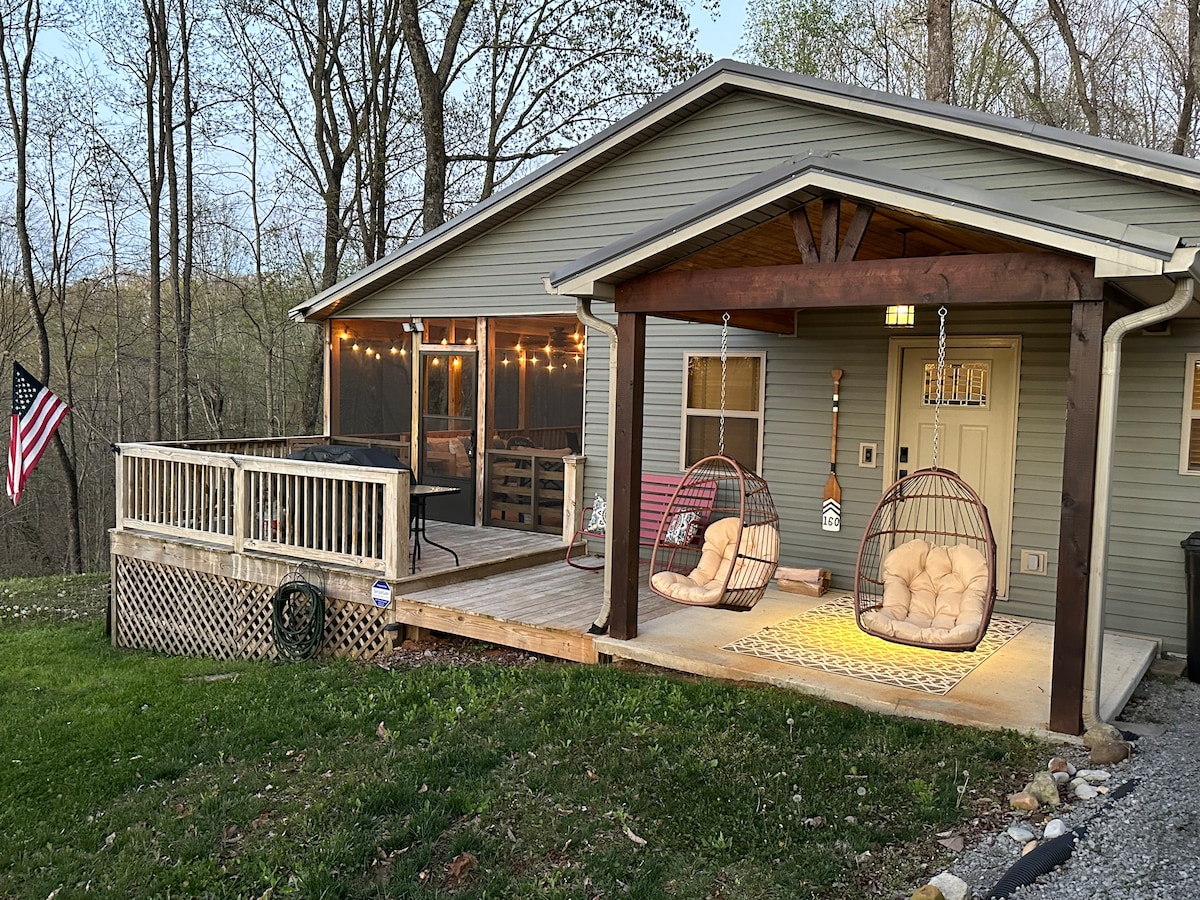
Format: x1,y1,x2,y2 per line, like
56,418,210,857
1089,741,1131,765
1007,825,1036,842
1024,771,1062,806
1051,770,1070,786
1022,839,1039,856
1043,818,1069,839
910,885,945,900
1009,791,1039,811
928,871,969,900
1048,756,1076,776
1077,768,1112,782
1074,782,1098,800
1083,723,1124,747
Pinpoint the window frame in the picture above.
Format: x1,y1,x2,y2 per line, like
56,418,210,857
1180,352,1200,475
679,350,766,472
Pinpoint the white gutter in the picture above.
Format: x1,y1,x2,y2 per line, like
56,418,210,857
575,297,618,633
1083,271,1196,740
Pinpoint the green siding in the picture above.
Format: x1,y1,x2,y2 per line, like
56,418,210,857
345,91,1200,320
583,309,1196,652
339,87,1200,650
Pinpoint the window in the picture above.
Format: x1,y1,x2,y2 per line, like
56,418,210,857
1181,353,1200,474
682,352,765,472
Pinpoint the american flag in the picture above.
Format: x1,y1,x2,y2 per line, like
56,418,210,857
8,362,70,506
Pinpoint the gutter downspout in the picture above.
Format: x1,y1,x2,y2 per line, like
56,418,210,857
576,297,618,633
1082,274,1195,740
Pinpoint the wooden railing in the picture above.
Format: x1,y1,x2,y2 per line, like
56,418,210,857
115,443,410,579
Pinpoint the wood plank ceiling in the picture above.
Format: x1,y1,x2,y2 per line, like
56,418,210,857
661,198,1040,274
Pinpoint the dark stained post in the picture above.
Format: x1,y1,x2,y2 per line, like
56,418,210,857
610,311,646,640
1050,299,1105,735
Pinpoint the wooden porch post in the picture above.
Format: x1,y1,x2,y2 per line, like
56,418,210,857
1050,299,1105,735
610,311,646,640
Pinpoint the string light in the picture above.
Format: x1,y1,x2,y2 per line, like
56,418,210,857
352,342,359,351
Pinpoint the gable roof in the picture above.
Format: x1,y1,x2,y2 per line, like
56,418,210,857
547,153,1185,297
292,60,1200,321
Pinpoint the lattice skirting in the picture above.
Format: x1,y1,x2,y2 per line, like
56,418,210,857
113,554,392,661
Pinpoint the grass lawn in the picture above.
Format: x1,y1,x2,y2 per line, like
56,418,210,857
0,574,1048,899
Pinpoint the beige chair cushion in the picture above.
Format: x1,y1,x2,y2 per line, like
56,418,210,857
651,518,780,606
860,539,989,646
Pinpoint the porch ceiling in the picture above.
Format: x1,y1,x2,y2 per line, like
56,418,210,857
660,201,1034,272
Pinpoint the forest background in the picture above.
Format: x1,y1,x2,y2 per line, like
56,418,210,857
1,0,1197,577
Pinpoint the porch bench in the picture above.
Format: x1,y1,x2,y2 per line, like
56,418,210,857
565,473,715,570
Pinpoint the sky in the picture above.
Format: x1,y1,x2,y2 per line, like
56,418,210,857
693,0,749,61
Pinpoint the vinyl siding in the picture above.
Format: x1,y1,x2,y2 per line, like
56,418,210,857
582,308,1195,652
338,87,1200,650
344,91,1200,321
1107,323,1200,653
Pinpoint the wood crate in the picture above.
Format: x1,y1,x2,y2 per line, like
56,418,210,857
112,554,391,661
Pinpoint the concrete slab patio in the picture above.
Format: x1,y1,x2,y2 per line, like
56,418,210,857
594,589,1158,740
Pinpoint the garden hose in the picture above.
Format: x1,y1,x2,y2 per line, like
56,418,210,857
271,575,325,660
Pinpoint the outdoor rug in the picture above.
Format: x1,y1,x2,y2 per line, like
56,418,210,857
723,595,1028,695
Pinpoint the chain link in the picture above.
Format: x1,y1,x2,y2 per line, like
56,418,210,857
718,313,729,456
932,305,947,468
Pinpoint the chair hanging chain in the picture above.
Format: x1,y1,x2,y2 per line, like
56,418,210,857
932,305,948,469
719,312,729,457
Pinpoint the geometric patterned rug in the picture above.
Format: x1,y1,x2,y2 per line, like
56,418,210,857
723,595,1029,695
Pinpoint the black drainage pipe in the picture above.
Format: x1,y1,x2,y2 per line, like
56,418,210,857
984,779,1138,899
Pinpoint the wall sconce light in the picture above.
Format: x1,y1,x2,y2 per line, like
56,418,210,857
885,305,915,327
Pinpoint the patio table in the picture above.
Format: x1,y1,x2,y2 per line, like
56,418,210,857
410,484,461,573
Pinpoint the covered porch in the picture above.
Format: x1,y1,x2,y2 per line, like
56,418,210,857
546,155,1198,736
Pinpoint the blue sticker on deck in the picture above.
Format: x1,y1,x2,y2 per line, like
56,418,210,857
371,580,392,609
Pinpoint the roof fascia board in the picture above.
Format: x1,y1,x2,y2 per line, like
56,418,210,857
550,160,1175,295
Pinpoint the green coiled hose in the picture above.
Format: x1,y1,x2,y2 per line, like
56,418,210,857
271,576,325,660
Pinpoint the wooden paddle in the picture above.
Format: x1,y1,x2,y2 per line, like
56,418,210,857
822,369,843,532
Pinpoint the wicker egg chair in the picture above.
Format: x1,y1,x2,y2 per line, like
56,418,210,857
648,455,781,611
854,467,997,651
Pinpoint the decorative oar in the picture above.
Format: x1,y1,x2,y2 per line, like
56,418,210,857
822,369,843,532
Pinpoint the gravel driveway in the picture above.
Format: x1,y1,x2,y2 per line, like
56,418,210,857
946,674,1200,899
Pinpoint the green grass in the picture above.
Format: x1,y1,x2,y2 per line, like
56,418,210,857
0,574,1048,899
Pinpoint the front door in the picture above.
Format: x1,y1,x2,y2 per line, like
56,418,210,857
895,340,1019,596
419,349,477,525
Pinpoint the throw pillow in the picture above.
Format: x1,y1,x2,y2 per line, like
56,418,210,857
664,510,700,545
586,496,607,534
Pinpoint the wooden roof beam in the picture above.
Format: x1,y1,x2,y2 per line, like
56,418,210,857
614,252,1103,313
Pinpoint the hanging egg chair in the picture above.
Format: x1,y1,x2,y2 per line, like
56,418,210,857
649,455,781,611
854,467,997,651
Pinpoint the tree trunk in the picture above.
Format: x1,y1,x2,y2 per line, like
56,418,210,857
926,0,953,103
398,0,473,234
1047,0,1101,135
1175,0,1200,155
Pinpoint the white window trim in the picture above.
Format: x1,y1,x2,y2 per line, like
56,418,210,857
679,350,766,472
1180,352,1200,475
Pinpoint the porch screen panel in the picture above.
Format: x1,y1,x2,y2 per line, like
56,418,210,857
332,320,413,441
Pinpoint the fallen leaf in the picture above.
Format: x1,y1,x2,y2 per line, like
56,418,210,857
586,770,599,781
250,811,273,829
623,826,647,847
174,802,190,818
447,851,477,883
376,721,390,742
937,836,965,852
223,824,242,844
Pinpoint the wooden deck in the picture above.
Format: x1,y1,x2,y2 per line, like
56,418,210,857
397,543,676,663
